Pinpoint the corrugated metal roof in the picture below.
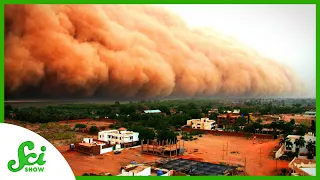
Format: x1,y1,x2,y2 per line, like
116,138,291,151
143,110,161,113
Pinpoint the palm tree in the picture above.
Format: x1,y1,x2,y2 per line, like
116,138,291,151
279,138,286,146
294,137,306,154
285,139,293,151
306,140,316,157
279,137,293,151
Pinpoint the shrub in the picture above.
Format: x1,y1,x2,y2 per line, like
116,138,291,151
89,126,99,134
75,124,87,129
307,153,314,159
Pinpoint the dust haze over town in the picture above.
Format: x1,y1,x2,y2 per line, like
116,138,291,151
4,4,315,101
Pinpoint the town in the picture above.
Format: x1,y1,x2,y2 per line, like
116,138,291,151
4,98,316,176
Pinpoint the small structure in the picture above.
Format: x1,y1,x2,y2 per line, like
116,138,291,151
141,140,185,158
143,110,161,114
186,118,216,130
288,157,316,176
117,164,171,176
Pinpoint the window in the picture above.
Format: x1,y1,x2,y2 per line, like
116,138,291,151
130,136,133,140
120,137,122,140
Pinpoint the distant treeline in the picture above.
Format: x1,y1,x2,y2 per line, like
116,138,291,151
5,99,312,124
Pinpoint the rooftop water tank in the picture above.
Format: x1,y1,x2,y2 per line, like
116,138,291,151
157,170,163,176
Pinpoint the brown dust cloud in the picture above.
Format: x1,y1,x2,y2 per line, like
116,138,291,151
4,5,305,100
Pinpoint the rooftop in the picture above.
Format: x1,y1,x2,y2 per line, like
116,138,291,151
144,110,161,113
123,164,150,173
300,168,316,176
160,158,236,176
289,158,316,166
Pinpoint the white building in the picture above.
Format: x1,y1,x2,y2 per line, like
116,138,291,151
117,164,171,176
98,130,139,147
186,118,216,130
304,111,316,117
285,133,316,155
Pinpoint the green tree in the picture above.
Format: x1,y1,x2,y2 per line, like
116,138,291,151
208,112,218,120
295,124,308,136
256,118,263,124
158,105,171,115
306,140,315,158
236,117,247,126
290,119,296,125
89,126,99,134
157,129,177,144
129,125,155,141
294,137,306,154
75,124,87,129
5,104,13,111
188,110,202,119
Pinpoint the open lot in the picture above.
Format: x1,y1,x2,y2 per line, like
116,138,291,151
56,134,289,176
57,146,161,176
180,134,289,176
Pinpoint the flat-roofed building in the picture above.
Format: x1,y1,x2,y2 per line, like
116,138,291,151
98,129,139,148
186,118,216,130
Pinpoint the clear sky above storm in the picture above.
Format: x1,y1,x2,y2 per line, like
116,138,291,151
4,4,315,100
159,4,316,98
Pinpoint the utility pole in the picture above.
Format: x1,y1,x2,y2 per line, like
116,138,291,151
222,144,225,160
244,158,247,175
260,147,262,166
226,142,228,156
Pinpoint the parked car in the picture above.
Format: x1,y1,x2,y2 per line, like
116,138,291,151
114,150,121,154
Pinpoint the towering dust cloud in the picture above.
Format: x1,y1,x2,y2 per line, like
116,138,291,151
5,5,304,100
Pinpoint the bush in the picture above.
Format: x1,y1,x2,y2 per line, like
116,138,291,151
307,153,314,159
89,126,99,134
190,130,204,136
101,126,106,130
75,124,87,129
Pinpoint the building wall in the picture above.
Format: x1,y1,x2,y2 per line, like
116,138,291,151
275,145,285,158
100,146,114,154
83,138,93,143
121,167,151,176
188,119,215,130
98,130,139,144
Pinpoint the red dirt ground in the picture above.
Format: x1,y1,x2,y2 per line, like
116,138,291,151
56,134,290,176
180,134,289,176
57,146,161,176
